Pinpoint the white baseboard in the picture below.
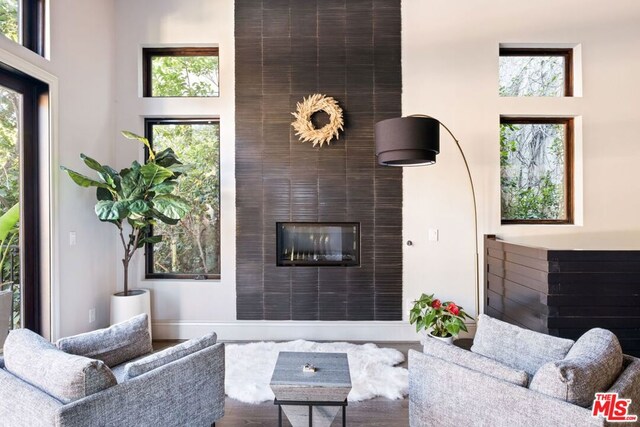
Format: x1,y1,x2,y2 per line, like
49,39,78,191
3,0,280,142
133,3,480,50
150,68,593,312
152,320,477,342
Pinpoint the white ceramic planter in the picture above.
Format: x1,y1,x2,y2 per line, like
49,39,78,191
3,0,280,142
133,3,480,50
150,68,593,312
421,330,454,347
110,289,151,338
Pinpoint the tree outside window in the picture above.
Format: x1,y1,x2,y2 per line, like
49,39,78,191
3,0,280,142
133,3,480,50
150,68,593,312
143,47,219,97
145,120,220,279
500,118,573,224
499,48,572,97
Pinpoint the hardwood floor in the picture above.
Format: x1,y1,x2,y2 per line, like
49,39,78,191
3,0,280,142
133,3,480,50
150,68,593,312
154,340,421,427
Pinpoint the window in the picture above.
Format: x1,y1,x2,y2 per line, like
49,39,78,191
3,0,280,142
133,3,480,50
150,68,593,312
0,65,48,333
145,119,220,279
0,0,45,56
499,48,572,97
142,47,219,97
500,117,573,224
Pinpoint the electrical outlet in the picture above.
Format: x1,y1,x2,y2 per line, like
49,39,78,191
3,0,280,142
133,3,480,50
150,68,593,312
69,231,77,246
89,308,96,323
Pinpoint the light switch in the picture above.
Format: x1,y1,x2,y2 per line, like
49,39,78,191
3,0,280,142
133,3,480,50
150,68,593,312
428,228,439,242
69,231,77,246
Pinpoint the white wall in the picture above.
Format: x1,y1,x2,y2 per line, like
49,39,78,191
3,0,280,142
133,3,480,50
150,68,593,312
51,0,118,338
402,0,640,323
0,0,118,339
113,0,239,333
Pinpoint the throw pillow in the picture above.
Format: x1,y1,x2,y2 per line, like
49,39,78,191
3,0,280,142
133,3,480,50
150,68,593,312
423,337,529,386
123,331,217,380
3,328,116,403
529,328,623,407
471,314,574,376
57,313,153,367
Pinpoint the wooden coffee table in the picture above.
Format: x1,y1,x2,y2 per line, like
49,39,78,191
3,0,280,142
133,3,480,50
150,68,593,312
270,351,352,427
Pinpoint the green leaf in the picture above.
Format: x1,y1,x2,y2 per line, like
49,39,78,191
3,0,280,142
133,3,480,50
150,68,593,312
96,187,113,201
138,235,162,249
150,181,177,195
122,131,155,161
79,154,119,189
95,200,129,221
154,148,181,168
80,153,103,172
128,200,150,214
140,162,174,186
60,166,113,191
152,194,190,220
120,166,143,199
446,322,461,336
149,208,180,225
0,203,19,241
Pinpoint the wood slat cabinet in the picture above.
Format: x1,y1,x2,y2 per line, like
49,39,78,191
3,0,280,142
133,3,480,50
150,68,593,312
484,235,640,356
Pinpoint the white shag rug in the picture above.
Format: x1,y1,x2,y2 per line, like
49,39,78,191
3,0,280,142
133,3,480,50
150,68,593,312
225,340,408,404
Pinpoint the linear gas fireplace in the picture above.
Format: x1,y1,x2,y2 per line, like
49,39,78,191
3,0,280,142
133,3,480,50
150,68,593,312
276,222,360,267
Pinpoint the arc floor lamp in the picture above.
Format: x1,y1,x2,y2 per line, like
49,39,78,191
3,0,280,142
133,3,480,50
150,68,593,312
374,115,480,316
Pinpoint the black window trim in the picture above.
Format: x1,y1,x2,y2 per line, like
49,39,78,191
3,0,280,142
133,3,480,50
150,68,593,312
499,47,573,97
500,116,574,225
144,117,221,280
22,0,45,56
0,63,48,331
142,47,220,98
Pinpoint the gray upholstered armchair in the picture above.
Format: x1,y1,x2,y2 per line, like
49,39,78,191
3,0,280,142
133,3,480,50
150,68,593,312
409,315,640,427
0,314,225,427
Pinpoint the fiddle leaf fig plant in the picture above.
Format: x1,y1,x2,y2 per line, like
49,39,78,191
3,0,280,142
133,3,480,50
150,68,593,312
61,131,191,296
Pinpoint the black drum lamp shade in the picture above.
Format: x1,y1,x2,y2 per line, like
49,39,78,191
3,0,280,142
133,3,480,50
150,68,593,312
373,114,481,318
374,116,440,166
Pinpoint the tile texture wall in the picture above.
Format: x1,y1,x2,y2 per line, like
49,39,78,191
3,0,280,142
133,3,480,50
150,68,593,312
235,0,402,320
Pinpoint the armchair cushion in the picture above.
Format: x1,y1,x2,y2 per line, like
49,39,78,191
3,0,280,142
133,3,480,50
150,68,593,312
123,331,217,380
423,337,529,386
57,313,153,367
471,314,574,376
529,328,623,407
3,328,116,404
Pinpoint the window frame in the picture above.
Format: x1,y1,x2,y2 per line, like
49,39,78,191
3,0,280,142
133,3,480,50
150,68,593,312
0,63,48,331
499,48,573,97
142,47,220,98
144,117,221,280
500,116,574,225
22,0,45,56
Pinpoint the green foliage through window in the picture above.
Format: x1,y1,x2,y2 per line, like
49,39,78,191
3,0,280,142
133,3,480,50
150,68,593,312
500,120,570,222
147,121,220,277
499,50,569,97
0,84,20,327
146,48,219,97
0,0,19,43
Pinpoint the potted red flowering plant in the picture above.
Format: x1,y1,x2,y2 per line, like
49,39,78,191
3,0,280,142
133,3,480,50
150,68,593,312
409,293,472,344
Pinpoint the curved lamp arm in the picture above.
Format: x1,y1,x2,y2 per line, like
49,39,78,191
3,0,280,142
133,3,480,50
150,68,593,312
410,114,480,317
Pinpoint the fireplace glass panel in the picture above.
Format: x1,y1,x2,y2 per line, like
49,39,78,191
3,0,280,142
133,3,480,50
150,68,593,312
277,222,360,266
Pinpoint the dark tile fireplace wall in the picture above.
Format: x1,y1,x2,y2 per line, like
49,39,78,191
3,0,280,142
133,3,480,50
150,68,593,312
235,0,403,320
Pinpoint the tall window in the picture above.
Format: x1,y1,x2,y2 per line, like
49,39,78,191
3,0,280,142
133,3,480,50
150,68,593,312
0,0,45,56
499,48,572,97
500,117,573,224
145,119,220,279
0,66,47,334
142,47,219,97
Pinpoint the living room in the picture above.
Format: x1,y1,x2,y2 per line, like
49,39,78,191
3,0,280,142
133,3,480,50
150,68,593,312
0,0,639,426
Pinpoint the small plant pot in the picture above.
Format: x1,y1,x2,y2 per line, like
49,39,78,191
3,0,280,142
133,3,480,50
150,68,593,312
427,332,454,345
110,289,151,337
